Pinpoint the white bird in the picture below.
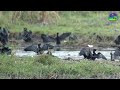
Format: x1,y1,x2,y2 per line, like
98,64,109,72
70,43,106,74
88,45,93,48
63,40,67,43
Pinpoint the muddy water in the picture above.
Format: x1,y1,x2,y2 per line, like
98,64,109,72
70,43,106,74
13,48,116,60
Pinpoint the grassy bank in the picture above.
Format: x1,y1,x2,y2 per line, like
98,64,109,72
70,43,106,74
0,55,120,79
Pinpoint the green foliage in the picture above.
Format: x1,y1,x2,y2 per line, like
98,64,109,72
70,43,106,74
35,55,60,65
0,11,119,36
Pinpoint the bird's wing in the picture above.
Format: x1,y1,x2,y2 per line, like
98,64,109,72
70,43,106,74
42,44,54,50
59,32,71,41
99,53,107,60
48,36,55,42
79,48,86,56
114,48,120,56
46,44,54,49
42,44,48,50
24,45,38,52
41,34,55,42
79,47,92,57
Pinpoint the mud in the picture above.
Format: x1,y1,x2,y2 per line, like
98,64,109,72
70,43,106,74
7,32,116,48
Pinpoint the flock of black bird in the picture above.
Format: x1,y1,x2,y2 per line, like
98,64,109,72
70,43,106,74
79,47,107,60
0,27,72,55
1,27,120,61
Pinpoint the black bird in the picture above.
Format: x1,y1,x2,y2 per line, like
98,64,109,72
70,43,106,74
56,32,71,51
41,34,55,43
79,48,107,60
79,47,93,59
58,32,71,41
22,28,33,42
97,52,107,60
24,43,54,54
56,33,61,45
0,46,11,55
113,47,120,59
114,35,120,45
0,34,7,46
92,49,107,60
0,27,9,46
55,33,61,51
42,44,54,50
2,28,9,43
110,52,114,61
24,44,42,54
41,32,71,43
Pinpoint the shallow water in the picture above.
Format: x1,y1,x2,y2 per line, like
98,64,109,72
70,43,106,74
14,50,37,57
13,48,116,60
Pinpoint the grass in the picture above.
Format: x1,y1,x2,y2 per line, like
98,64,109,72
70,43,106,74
0,55,120,79
0,11,120,36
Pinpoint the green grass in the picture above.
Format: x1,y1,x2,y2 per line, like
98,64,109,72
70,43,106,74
1,11,120,36
0,55,120,79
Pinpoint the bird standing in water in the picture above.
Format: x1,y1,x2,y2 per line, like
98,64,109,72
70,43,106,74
92,49,107,60
56,33,61,51
110,51,114,61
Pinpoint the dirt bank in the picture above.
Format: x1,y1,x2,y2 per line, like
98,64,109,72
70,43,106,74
7,32,117,49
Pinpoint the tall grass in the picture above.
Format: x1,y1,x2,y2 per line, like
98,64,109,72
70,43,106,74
0,11,119,36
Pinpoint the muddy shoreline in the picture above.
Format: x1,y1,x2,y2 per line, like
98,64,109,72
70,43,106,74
7,32,118,50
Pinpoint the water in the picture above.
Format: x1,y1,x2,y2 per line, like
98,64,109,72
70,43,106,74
14,50,37,57
13,48,116,60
